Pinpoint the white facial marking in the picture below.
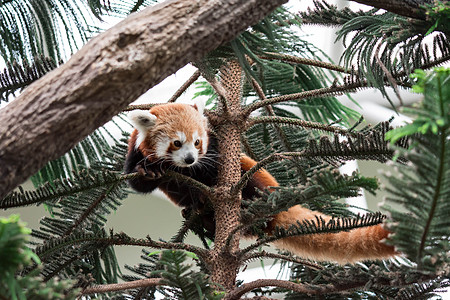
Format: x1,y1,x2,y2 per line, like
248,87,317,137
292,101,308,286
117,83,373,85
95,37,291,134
201,131,208,155
176,131,187,143
156,136,171,158
170,131,201,167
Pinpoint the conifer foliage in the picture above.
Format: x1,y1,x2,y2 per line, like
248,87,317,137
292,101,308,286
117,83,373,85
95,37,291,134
0,0,449,299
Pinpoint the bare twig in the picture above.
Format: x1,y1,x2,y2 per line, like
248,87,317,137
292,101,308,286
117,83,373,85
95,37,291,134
242,250,323,270
243,82,365,115
36,232,209,262
81,278,164,295
123,103,158,112
168,69,201,102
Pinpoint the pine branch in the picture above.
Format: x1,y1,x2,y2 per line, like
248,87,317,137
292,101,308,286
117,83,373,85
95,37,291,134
62,183,119,237
304,134,408,165
382,68,449,270
0,171,137,209
81,278,164,295
35,231,208,263
247,116,357,136
298,1,378,26
1,169,212,209
244,81,365,115
0,57,59,102
417,128,446,264
226,271,446,299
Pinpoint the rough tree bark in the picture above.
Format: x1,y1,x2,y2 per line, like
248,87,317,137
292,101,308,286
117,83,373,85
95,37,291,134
208,61,244,289
0,0,288,199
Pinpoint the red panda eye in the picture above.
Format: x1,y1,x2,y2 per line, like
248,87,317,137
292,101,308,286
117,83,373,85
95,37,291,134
173,140,182,147
195,139,200,146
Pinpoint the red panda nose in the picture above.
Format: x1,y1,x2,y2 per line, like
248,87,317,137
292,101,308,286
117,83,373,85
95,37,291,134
184,155,195,165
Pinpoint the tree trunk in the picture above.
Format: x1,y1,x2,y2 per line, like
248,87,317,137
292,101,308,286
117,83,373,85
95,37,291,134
0,0,287,199
209,60,245,289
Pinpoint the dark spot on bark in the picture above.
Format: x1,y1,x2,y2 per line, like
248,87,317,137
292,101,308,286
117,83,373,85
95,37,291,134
117,33,140,49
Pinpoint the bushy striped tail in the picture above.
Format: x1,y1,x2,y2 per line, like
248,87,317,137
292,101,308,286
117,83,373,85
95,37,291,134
269,205,397,264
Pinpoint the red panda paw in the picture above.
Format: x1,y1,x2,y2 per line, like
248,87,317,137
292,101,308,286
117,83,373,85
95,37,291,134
136,165,164,180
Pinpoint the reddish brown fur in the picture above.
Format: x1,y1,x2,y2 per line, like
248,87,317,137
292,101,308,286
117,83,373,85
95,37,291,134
128,130,138,154
241,155,396,264
128,103,397,264
136,103,207,159
240,155,278,191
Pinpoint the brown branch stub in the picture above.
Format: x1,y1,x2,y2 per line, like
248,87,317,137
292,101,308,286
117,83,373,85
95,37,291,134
0,0,289,199
168,69,201,102
81,278,164,295
243,82,365,114
123,103,158,112
243,250,323,270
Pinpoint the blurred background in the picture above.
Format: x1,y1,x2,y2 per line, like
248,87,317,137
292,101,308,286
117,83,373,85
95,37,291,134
2,0,441,297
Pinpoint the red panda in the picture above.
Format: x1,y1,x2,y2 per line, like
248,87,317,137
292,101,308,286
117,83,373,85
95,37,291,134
124,102,396,264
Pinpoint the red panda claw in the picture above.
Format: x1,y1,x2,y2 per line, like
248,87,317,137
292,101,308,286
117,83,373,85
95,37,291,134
136,165,162,180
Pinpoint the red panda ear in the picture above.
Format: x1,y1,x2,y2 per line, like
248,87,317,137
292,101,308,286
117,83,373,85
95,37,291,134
128,110,157,133
192,99,206,115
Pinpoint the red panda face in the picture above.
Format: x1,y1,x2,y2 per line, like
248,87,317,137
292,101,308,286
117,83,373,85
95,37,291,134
155,129,207,167
128,102,208,168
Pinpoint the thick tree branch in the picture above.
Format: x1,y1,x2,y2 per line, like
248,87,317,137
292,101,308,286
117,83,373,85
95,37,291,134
0,0,287,199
